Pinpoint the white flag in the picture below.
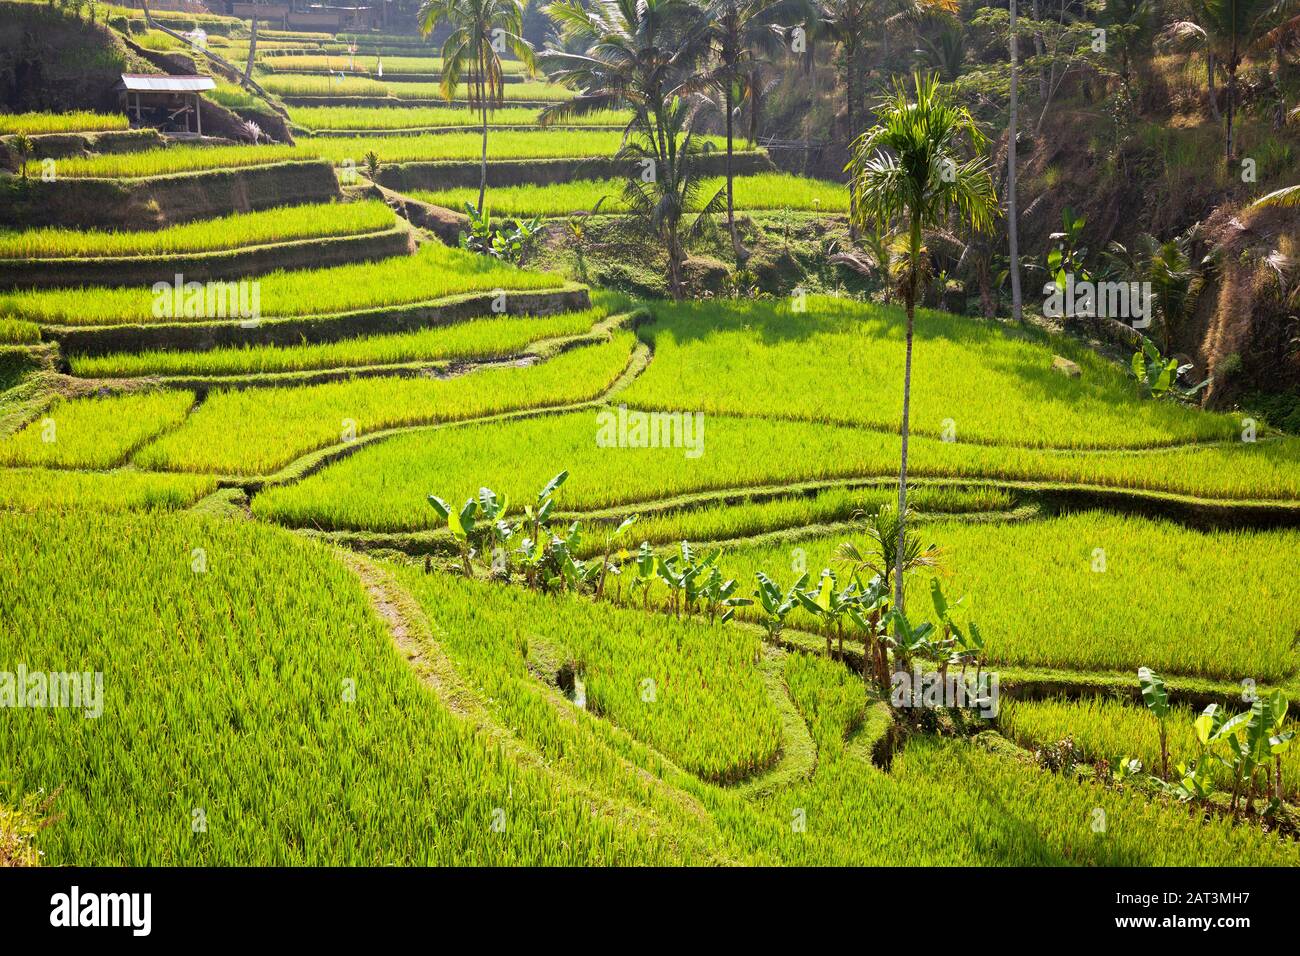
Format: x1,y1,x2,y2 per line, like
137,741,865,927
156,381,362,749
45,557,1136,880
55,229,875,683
377,58,383,78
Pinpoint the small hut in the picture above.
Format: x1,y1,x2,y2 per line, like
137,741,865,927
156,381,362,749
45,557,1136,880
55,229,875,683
116,74,216,136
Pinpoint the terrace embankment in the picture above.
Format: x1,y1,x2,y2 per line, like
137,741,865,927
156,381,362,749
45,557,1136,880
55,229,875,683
0,129,163,168
0,161,341,230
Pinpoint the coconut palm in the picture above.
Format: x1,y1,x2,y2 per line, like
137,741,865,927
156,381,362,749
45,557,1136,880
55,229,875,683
848,72,997,613
690,0,784,259
541,0,715,297
419,0,537,214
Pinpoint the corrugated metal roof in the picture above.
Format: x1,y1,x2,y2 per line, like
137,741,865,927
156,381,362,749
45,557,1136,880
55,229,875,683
118,74,216,93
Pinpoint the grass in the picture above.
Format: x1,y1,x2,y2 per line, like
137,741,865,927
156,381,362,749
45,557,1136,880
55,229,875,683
28,131,715,179
0,112,129,135
134,333,636,476
2,243,566,327
291,105,632,132
0,390,194,469
70,307,609,379
1000,696,1300,798
621,296,1240,449
259,75,573,101
0,467,216,512
717,512,1300,682
0,511,682,865
391,565,782,782
413,173,850,216
0,319,41,344
250,410,1300,535
261,54,528,75
784,652,866,763
0,200,395,260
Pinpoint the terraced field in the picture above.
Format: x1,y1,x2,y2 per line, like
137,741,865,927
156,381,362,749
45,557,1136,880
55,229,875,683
3,5,1298,882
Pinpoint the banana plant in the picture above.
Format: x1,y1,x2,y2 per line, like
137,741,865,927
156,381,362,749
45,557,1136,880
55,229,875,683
846,574,890,689
753,571,807,642
656,551,687,618
1130,336,1208,401
476,487,514,579
522,471,568,588
595,514,638,601
427,494,479,577
795,569,859,658
699,565,751,625
630,541,658,613
882,608,939,675
1265,690,1294,802
1137,666,1172,779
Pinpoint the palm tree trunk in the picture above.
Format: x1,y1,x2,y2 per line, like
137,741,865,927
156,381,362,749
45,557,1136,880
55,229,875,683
1207,52,1221,123
894,271,917,615
1008,0,1023,323
725,81,739,260
846,45,857,241
244,9,259,89
478,99,489,214
1225,41,1238,164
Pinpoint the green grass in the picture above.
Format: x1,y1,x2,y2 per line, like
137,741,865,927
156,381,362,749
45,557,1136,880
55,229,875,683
413,173,849,216
260,74,573,101
391,565,782,782
1000,696,1300,798
0,200,395,260
0,467,216,512
0,390,194,469
134,333,636,476
0,111,129,135
0,319,41,344
622,296,1240,449
2,243,566,327
261,54,528,75
70,307,609,378
291,105,632,132
250,410,1300,535
0,510,682,865
717,512,1300,682
29,130,714,179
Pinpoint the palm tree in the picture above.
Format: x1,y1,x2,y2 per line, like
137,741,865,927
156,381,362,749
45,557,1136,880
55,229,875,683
541,0,712,297
691,0,784,259
420,0,537,214
244,1,260,89
1166,0,1298,162
1008,0,1023,323
848,72,997,613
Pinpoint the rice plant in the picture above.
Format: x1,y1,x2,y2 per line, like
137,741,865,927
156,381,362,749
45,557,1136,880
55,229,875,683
261,54,527,74
621,296,1240,449
134,333,635,476
0,511,685,865
2,242,565,326
414,173,849,216
291,105,632,132
0,112,129,135
1000,696,1300,799
0,467,216,512
0,201,395,260
250,410,1300,535
70,307,607,378
260,75,572,101
0,390,194,469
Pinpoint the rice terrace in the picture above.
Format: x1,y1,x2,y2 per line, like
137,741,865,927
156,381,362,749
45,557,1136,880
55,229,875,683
2,0,1300,923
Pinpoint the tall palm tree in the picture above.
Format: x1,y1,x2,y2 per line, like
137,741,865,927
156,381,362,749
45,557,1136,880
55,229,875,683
691,0,784,259
1008,0,1023,323
419,0,537,214
848,72,997,614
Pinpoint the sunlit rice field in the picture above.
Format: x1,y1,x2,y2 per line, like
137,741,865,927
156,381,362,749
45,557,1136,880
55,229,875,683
1,243,566,326
0,390,194,469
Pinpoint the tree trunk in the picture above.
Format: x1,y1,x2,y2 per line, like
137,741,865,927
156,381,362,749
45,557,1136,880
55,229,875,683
478,99,489,214
846,45,857,241
1225,43,1238,165
244,9,258,88
1008,0,1023,323
893,270,917,614
1207,52,1221,123
725,80,739,260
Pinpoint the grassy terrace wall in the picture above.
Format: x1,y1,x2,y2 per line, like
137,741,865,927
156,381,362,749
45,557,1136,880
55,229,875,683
0,128,163,167
0,161,341,230
0,225,414,290
376,150,775,191
47,284,593,356
277,96,558,109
